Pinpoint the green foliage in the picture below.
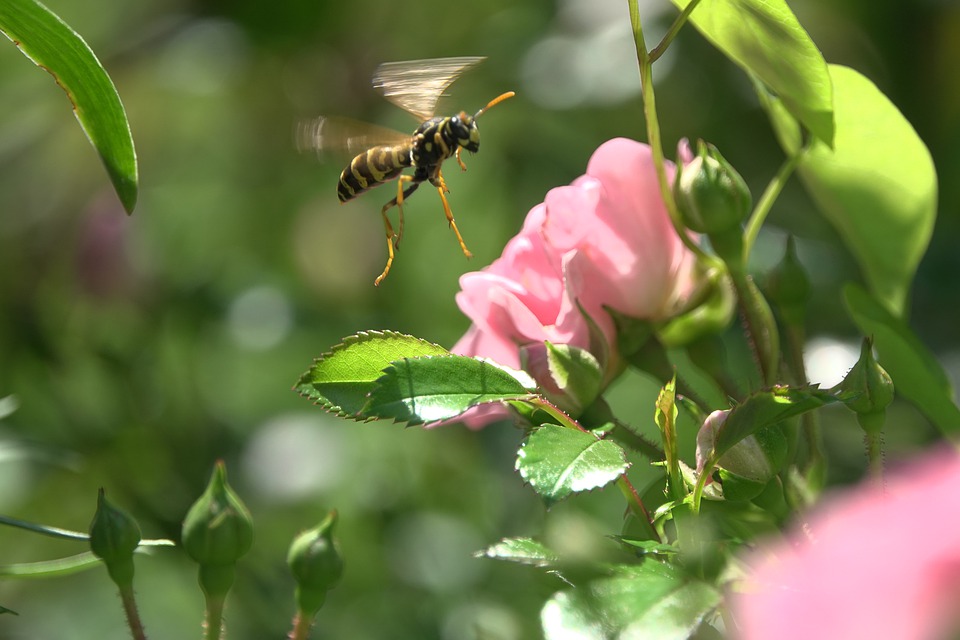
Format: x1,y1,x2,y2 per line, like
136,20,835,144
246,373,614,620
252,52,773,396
793,66,937,316
541,562,721,640
844,284,960,436
476,537,561,568
295,330,451,417
671,0,833,146
516,424,628,507
0,0,137,212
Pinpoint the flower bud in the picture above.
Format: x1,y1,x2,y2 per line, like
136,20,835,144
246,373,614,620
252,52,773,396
288,510,344,616
675,140,752,236
767,236,810,327
696,411,788,502
182,461,253,602
836,337,894,434
89,488,141,588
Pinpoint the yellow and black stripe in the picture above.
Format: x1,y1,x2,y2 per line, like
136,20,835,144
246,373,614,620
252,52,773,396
337,145,412,202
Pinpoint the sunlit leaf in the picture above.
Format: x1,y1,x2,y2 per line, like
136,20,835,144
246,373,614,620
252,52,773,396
844,284,960,436
700,387,841,473
364,355,536,425
475,537,560,568
517,424,628,507
673,0,833,146
0,0,138,213
793,65,937,317
541,563,721,640
294,331,449,419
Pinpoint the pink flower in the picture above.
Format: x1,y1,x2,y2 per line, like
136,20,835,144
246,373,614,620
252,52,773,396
453,138,700,377
733,448,960,640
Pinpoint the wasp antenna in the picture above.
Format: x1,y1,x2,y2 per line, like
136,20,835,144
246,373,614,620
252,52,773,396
474,91,515,119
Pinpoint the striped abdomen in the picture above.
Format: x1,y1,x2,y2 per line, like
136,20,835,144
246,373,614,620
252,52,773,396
337,145,412,202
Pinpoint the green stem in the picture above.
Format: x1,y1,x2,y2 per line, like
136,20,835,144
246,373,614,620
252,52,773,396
289,610,315,640
863,427,885,488
783,323,824,481
204,595,225,640
628,0,716,267
0,514,88,541
743,152,801,262
649,0,703,62
119,585,148,640
729,268,780,387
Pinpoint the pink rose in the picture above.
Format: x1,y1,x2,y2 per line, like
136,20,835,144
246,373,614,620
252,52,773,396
453,137,699,377
732,448,960,640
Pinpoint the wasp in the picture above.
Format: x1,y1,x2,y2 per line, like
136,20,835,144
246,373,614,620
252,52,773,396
297,56,514,285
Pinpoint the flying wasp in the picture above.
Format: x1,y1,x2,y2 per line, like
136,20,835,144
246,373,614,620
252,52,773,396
297,56,515,286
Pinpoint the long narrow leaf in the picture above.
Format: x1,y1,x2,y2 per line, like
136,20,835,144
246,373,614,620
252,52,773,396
0,0,138,213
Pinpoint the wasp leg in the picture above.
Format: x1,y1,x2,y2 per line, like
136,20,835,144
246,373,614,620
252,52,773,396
375,176,420,286
455,147,467,172
432,170,472,259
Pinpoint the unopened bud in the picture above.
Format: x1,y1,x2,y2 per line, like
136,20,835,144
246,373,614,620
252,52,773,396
182,461,254,601
837,337,894,434
675,140,751,236
288,510,344,616
89,488,141,588
767,236,810,326
696,411,788,502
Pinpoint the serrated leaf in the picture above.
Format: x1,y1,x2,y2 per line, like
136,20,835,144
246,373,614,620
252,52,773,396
0,0,138,213
844,284,960,436
673,0,833,146
517,424,628,507
793,65,937,317
541,563,721,640
364,355,536,425
294,331,449,418
476,537,560,568
701,387,840,471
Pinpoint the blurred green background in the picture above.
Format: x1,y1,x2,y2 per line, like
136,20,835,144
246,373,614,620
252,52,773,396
0,0,957,638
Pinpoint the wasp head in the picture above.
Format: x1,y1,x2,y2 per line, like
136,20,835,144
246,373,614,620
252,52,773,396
451,112,480,153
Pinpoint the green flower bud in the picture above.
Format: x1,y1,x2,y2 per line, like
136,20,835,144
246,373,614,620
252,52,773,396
675,140,752,236
182,461,253,599
288,510,344,616
697,411,788,502
837,337,894,434
89,488,142,589
767,236,811,327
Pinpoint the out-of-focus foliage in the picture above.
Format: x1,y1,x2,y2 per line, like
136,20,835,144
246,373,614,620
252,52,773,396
0,0,957,638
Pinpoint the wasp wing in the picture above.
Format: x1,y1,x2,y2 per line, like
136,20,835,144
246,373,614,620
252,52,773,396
295,116,412,158
372,56,486,121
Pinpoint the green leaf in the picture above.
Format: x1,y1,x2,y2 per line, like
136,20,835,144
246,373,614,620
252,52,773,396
673,0,833,146
701,387,841,473
0,551,103,578
0,0,138,213
541,563,721,640
295,331,450,419
517,424,628,507
612,537,679,558
475,537,560,568
0,605,18,615
844,284,960,436
364,355,536,425
794,65,936,316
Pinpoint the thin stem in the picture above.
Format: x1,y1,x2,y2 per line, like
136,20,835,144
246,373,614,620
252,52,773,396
650,0,704,62
119,585,148,640
289,611,315,640
628,0,716,267
204,596,225,640
743,152,801,262
0,514,88,541
783,323,824,479
617,474,659,540
864,429,885,489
